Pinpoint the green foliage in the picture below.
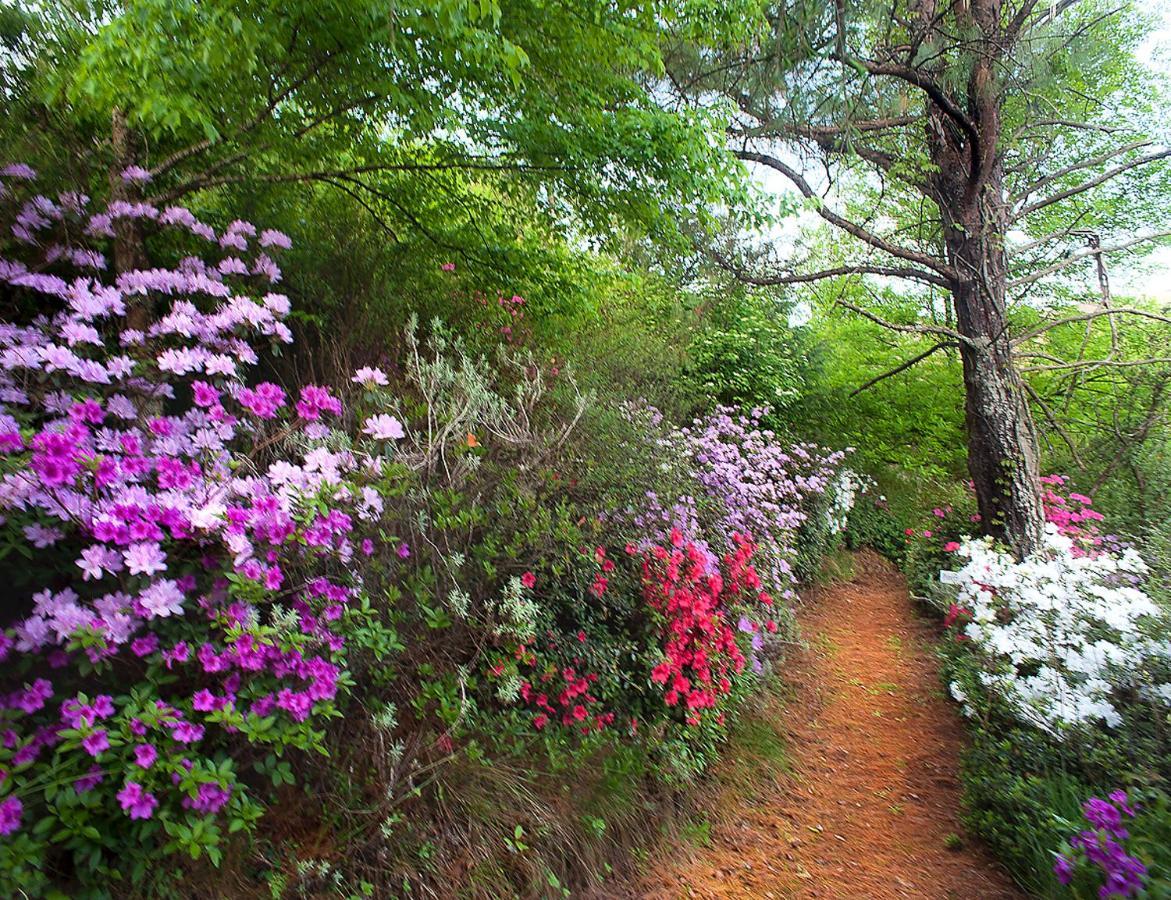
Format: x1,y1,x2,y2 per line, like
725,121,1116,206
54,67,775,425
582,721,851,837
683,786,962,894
796,304,967,483
961,729,1090,897
7,0,752,248
685,287,811,413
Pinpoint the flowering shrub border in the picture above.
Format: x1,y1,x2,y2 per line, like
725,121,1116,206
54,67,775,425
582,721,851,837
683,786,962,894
941,527,1170,734
0,167,409,888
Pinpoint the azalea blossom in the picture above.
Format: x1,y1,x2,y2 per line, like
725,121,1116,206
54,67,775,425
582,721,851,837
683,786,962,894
351,367,389,387
361,414,405,441
116,781,158,820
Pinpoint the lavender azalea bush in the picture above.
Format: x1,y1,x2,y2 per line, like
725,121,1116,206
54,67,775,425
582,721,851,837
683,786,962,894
681,406,848,600
0,166,408,889
621,404,850,601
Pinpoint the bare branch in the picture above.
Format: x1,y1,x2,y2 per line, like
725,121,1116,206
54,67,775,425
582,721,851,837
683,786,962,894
850,341,956,396
1022,380,1086,468
1008,231,1171,287
707,247,951,289
1010,139,1154,205
318,177,400,243
1013,305,1171,344
1020,356,1171,373
1025,119,1126,134
1090,380,1167,493
732,116,918,141
835,295,971,344
735,149,957,279
1013,147,1171,221
1025,0,1086,31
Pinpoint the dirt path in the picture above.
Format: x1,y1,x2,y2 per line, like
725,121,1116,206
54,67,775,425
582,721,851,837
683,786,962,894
634,551,1023,899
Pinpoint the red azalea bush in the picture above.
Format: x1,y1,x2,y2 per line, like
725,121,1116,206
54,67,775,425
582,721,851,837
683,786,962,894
641,529,775,727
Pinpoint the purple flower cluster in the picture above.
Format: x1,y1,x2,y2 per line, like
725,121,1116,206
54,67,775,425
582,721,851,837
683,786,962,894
680,406,846,598
0,168,404,847
1055,790,1148,898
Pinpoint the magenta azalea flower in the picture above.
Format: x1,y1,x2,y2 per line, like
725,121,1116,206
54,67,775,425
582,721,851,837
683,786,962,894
132,744,158,769
81,729,109,757
116,782,157,820
0,796,22,835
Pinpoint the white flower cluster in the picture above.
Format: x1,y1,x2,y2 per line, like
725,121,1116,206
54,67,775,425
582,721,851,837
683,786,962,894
825,466,865,535
944,525,1171,734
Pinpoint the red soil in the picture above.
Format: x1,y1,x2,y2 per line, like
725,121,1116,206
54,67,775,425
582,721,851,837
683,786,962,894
633,551,1023,899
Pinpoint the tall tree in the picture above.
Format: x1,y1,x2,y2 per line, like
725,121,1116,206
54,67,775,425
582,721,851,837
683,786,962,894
671,0,1171,556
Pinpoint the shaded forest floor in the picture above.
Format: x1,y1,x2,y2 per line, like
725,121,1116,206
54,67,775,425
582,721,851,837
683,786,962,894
627,551,1023,899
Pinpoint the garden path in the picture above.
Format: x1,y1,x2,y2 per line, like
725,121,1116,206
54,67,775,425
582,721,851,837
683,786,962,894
634,550,1023,899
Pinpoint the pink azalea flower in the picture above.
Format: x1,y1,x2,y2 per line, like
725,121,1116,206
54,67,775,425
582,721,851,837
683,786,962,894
351,367,389,387
362,414,404,441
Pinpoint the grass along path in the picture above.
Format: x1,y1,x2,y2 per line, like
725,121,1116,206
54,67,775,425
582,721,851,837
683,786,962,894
633,551,1023,899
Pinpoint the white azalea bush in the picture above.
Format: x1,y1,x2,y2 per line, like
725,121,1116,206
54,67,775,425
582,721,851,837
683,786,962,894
942,525,1171,738
936,520,1171,896
825,468,866,536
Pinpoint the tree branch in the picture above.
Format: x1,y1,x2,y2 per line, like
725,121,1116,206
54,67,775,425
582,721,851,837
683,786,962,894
837,55,981,162
1013,305,1171,344
732,115,918,141
1008,231,1171,287
1010,139,1154,205
150,50,341,179
850,341,956,396
735,149,957,279
1020,356,1171,373
1013,147,1171,220
151,159,570,205
1022,380,1086,468
707,247,951,289
836,294,970,344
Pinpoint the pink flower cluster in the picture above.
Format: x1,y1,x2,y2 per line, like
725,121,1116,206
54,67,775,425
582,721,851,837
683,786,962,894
912,475,1108,558
1040,474,1105,554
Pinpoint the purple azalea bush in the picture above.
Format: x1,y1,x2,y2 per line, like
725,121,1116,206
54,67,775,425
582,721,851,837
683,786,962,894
1055,790,1149,898
681,406,847,600
621,404,848,600
0,166,405,889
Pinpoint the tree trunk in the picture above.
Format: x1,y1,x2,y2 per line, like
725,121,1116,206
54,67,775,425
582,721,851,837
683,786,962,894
924,5,1046,557
950,244,1045,557
109,108,165,416
935,160,1044,556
